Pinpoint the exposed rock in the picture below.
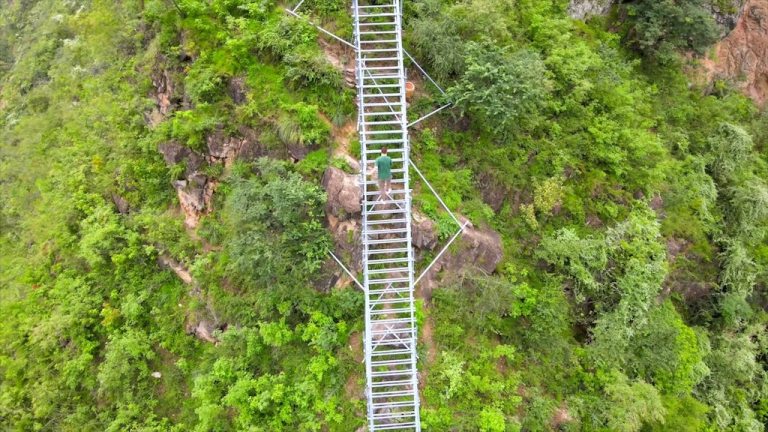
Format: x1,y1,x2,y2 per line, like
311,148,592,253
551,406,573,428
158,141,204,175
186,319,219,345
666,237,689,263
650,194,664,212
586,214,603,228
205,126,268,166
320,39,356,88
322,167,361,219
412,212,438,250
173,173,213,228
420,218,504,299
477,172,507,212
151,371,162,379
567,0,613,20
712,0,748,35
112,193,130,214
145,62,179,127
705,0,768,107
228,76,248,105
158,253,197,288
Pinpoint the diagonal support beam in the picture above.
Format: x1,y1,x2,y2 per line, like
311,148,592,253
409,160,463,230
415,221,470,285
291,0,307,12
403,49,446,96
284,9,357,51
408,103,451,128
329,250,365,291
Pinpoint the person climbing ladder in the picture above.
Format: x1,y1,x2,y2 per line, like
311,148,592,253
375,147,392,201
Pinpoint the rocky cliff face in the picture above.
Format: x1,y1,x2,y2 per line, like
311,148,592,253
567,0,746,27
567,0,613,20
706,0,768,107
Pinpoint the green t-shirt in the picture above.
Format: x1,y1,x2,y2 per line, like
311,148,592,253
376,155,392,180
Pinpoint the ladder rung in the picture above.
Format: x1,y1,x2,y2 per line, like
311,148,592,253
362,93,402,99
371,379,413,387
364,140,405,146
362,84,400,88
366,247,410,255
368,282,410,290
364,179,405,185
360,30,398,35
371,423,417,430
370,306,412,315
371,369,414,378
364,237,409,245
367,267,410,275
364,197,407,206
360,39,399,44
359,12,398,17
361,57,400,62
366,227,408,236
371,317,413,326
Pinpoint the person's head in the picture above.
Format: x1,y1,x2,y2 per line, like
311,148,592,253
381,147,388,155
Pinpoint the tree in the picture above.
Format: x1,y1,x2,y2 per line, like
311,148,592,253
603,373,666,432
448,41,550,136
625,0,721,63
222,158,331,290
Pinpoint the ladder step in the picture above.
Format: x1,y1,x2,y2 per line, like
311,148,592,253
364,198,407,206
364,140,405,145
366,228,408,236
369,287,411,295
363,73,400,78
367,267,410,275
371,317,413,326
371,379,413,387
360,31,398,35
369,298,412,307
360,39,399,44
362,84,400,88
370,307,413,315
361,56,400,62
362,93,402,98
364,216,408,224
363,111,401,116
366,209,407,216
370,423,418,431
364,179,405,185
364,237,409,245
361,130,403,135
366,246,410,254
371,369,414,378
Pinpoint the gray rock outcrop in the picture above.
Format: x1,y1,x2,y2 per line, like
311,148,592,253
322,167,362,218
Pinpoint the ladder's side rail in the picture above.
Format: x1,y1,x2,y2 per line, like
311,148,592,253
352,1,376,427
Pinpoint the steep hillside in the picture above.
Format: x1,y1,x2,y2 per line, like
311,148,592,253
1,1,767,431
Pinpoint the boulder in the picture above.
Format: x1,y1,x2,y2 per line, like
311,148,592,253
567,0,613,20
158,141,204,175
185,319,219,345
322,167,361,218
412,212,438,250
112,193,130,215
206,126,268,166
228,76,248,105
173,173,211,228
420,219,504,298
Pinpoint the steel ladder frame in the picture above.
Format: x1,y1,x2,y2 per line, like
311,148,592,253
353,0,421,430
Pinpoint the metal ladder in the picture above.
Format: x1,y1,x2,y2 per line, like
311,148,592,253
353,0,421,430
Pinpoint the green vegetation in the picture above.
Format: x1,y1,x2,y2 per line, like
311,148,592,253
1,0,767,431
